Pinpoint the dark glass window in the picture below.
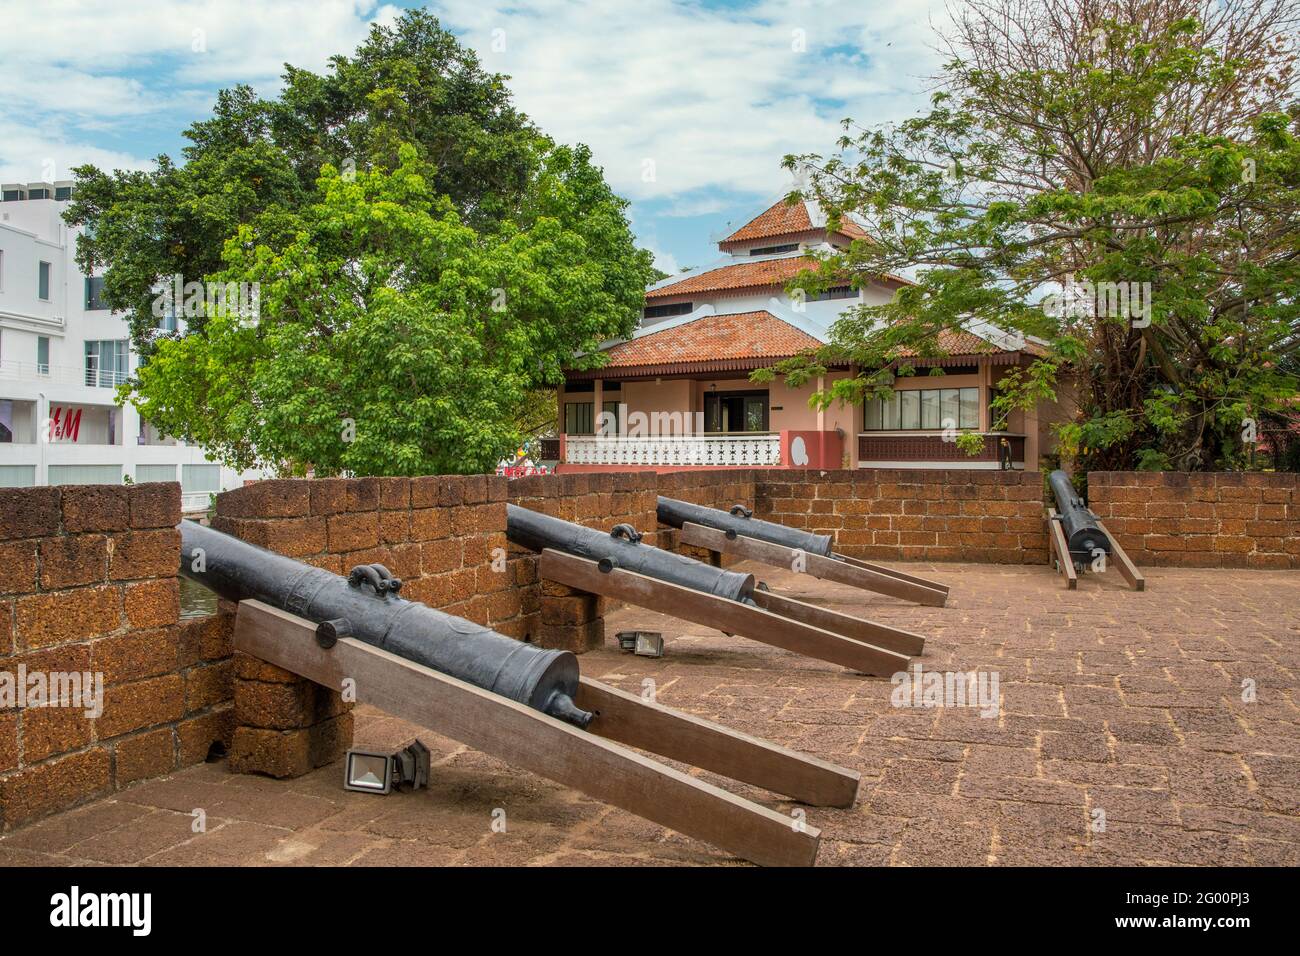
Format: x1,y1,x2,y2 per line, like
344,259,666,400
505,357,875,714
810,285,856,301
85,276,108,310
865,387,980,431
749,244,799,256
644,302,693,319
704,390,769,432
565,402,594,435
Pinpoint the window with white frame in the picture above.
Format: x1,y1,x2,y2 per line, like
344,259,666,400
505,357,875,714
182,464,222,494
84,339,128,387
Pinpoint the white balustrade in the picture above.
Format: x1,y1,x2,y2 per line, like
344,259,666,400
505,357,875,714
564,434,780,467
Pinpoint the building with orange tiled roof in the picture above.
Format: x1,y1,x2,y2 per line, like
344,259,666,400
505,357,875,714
550,197,1067,472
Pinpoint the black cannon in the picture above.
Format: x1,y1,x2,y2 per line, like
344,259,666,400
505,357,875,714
1048,470,1111,564
506,504,755,602
657,496,834,558
178,520,592,728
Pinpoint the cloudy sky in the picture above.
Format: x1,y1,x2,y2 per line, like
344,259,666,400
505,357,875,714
0,0,952,271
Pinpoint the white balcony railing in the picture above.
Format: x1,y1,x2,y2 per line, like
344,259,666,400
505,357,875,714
0,359,128,389
565,433,780,467
181,491,215,513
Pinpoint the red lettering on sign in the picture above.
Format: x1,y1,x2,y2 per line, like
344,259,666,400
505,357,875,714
48,407,83,442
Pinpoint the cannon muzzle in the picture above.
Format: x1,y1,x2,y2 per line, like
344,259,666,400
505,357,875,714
178,520,592,728
1048,470,1111,563
506,504,755,602
656,496,834,558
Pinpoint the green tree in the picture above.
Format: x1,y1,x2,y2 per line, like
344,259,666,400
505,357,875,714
64,10,653,475
763,0,1300,471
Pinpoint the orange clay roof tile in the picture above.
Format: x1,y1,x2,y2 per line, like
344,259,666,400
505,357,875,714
600,311,822,367
721,199,814,243
895,330,998,357
718,198,871,248
645,256,819,299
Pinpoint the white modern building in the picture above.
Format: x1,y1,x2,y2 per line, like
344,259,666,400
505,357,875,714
0,181,260,508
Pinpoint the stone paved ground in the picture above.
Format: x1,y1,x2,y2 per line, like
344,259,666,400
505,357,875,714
2,561,1297,866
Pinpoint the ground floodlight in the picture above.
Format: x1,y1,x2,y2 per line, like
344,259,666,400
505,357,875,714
634,632,665,658
344,740,430,794
343,750,394,794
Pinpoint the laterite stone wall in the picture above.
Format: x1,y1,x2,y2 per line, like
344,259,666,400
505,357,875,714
1088,472,1300,569
0,483,232,830
752,469,1050,565
8,466,1290,818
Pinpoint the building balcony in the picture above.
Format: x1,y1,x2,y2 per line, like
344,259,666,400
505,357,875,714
558,433,782,468
857,432,1026,469
542,429,853,472
0,359,129,389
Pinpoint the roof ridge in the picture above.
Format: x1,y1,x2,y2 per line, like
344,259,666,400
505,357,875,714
720,196,812,245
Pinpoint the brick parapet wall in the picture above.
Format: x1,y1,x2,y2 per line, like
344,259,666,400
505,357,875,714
1088,472,1299,569
0,483,232,830
752,468,1049,564
3,467,1293,822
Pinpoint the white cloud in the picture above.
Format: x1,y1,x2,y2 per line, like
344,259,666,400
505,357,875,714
0,1,402,89
433,0,951,201
0,119,156,183
0,0,404,185
0,0,954,253
646,244,681,275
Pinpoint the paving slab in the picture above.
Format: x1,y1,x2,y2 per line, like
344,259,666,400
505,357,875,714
2,561,1296,866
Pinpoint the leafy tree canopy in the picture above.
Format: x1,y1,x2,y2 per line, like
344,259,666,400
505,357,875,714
763,0,1300,471
65,9,653,475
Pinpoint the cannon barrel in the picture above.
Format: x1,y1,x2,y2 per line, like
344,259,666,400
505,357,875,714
178,521,591,728
506,504,755,603
1048,470,1111,561
656,496,834,558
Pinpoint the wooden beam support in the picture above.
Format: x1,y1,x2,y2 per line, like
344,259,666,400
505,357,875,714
749,587,925,657
233,600,823,867
678,522,948,607
1046,510,1078,590
1095,518,1145,592
575,679,859,808
827,553,951,596
540,549,910,676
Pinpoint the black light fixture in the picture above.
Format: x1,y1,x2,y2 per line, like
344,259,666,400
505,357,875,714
343,739,430,794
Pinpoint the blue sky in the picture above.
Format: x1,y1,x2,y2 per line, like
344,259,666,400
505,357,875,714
0,0,950,270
